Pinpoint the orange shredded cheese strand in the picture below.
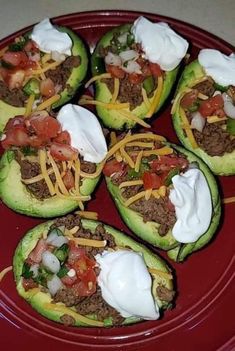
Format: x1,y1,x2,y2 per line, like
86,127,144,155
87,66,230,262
124,190,147,207
118,109,151,128
33,60,62,74
54,183,90,202
141,147,173,157
0,266,12,282
120,146,135,169
111,78,120,103
21,167,54,184
72,237,107,248
223,197,235,204
41,53,51,65
36,94,60,111
73,159,80,194
119,179,143,189
145,189,152,200
0,46,8,57
126,141,154,148
148,268,173,280
179,107,198,149
24,94,35,117
43,303,104,326
85,73,112,88
39,150,55,196
75,211,98,220
198,92,208,100
79,161,105,179
106,133,166,160
146,76,163,117
79,98,129,110
141,87,151,109
134,150,143,172
110,131,122,162
207,116,228,123
47,152,69,195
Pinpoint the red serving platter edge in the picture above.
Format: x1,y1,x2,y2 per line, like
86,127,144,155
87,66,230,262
0,10,234,351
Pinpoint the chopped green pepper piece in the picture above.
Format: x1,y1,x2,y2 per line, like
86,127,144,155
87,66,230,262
143,76,155,95
214,83,228,92
164,168,180,186
127,33,134,46
35,267,52,287
8,39,26,52
227,118,235,135
22,262,34,279
188,100,200,112
23,78,40,97
54,243,69,263
57,265,69,278
20,146,37,156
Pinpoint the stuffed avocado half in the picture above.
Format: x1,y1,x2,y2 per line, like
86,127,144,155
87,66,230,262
171,49,235,175
103,132,221,262
0,104,107,217
0,18,88,132
13,214,175,327
86,17,188,130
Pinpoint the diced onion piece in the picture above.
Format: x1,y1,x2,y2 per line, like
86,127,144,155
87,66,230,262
47,275,63,296
118,32,128,44
190,111,206,132
123,60,142,74
222,93,235,119
119,50,138,62
41,251,60,273
105,52,122,66
29,264,39,278
51,51,66,62
46,231,68,248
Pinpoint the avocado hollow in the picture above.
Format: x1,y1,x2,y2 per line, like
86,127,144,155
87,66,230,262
13,216,174,327
105,143,221,262
171,60,235,175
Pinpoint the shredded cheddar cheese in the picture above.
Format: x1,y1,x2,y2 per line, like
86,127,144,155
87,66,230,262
124,190,147,207
72,237,107,248
223,197,235,204
179,106,198,149
140,147,173,157
118,109,151,128
39,149,55,196
207,116,228,123
110,131,122,162
141,87,151,109
119,179,143,189
36,94,60,111
134,150,143,172
111,78,120,103
32,60,62,75
75,211,98,220
146,76,163,117
0,46,8,57
21,167,54,184
47,152,69,195
24,94,35,117
0,266,12,282
126,141,154,148
145,189,152,200
85,73,112,88
41,53,51,65
120,146,135,169
198,92,209,100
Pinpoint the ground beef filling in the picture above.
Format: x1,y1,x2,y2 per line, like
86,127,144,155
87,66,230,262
0,80,27,107
45,55,81,91
193,78,215,97
18,154,96,200
193,122,235,156
156,285,175,302
52,215,124,325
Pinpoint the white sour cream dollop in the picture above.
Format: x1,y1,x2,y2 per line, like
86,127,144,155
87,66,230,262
95,250,159,320
31,18,72,57
169,169,212,243
132,16,189,71
198,49,235,86
57,104,107,163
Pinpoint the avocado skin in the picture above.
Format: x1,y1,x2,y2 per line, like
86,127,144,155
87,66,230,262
0,26,88,132
13,219,174,326
106,143,221,261
172,59,235,175
91,24,179,130
0,150,100,217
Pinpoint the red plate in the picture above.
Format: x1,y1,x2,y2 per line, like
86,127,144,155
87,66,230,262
0,10,235,351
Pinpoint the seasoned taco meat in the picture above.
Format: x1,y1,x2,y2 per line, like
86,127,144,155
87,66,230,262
60,314,76,326
194,122,235,156
193,78,215,97
156,285,175,302
0,80,27,107
54,287,84,307
45,55,81,91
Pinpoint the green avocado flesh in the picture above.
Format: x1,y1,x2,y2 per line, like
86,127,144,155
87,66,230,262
13,219,174,327
91,24,179,130
106,143,221,262
172,59,235,175
0,150,99,217
0,26,88,132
